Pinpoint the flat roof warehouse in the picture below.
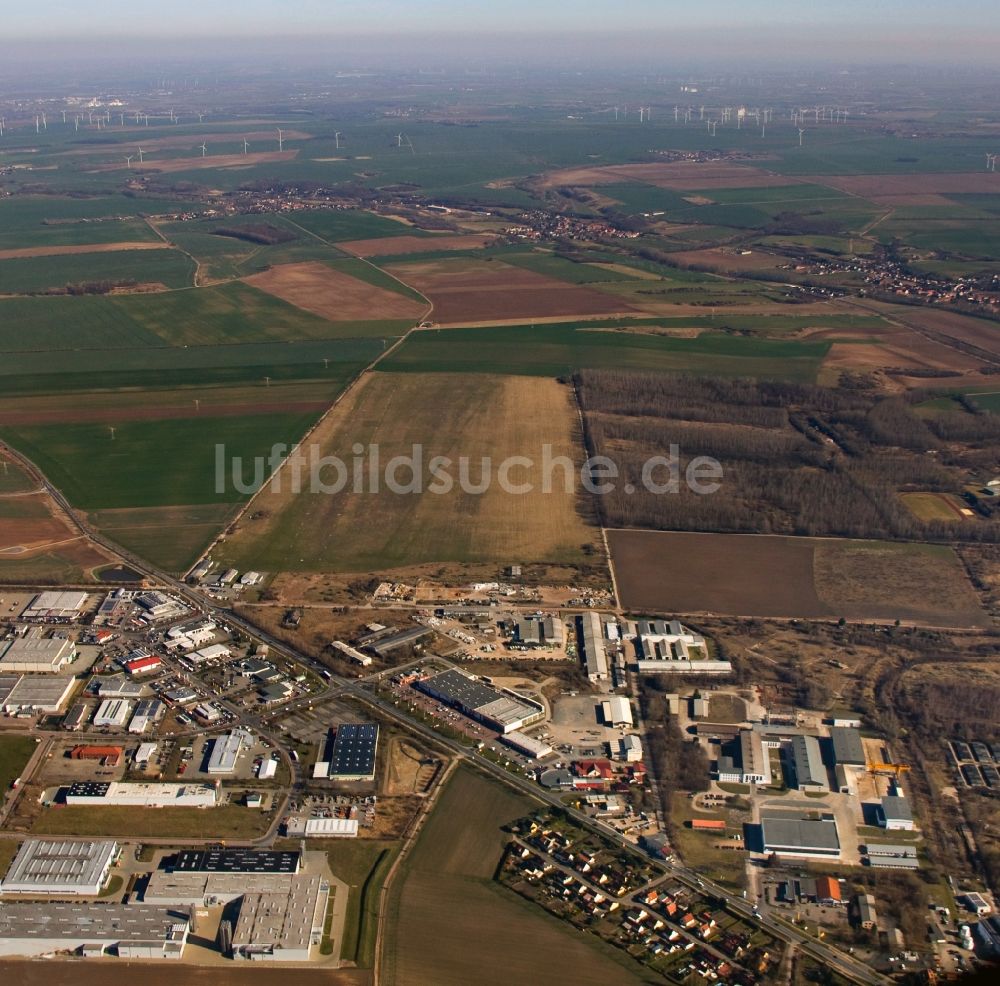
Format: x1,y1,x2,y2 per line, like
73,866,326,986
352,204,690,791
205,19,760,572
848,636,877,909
416,668,544,734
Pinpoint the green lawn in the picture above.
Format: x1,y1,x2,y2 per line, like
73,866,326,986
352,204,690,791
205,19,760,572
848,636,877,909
380,323,830,382
32,803,275,839
0,736,37,793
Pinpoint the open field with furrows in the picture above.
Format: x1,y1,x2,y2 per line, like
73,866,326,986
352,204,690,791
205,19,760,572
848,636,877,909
338,232,498,257
813,171,1000,203
384,257,638,323
216,371,601,573
380,323,830,382
608,530,989,627
0,247,195,294
0,241,173,260
538,160,805,191
383,767,656,986
245,261,428,321
0,488,118,581
0,454,36,494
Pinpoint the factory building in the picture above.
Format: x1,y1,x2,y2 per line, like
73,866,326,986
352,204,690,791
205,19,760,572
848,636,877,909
501,730,554,760
174,849,300,874
579,611,608,681
320,723,378,781
0,635,76,673
207,728,252,775
617,734,644,763
0,674,76,714
231,873,329,962
124,655,161,676
761,812,841,859
602,696,633,727
877,795,915,831
93,698,134,728
65,781,218,808
865,844,919,870
630,619,733,674
331,640,372,667
0,839,119,897
188,643,231,665
71,745,123,766
790,735,829,792
514,615,564,649
129,699,165,734
415,669,544,734
828,727,867,767
21,591,88,622
0,902,189,959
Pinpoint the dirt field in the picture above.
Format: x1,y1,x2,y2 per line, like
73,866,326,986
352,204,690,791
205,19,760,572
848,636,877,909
338,233,497,257
384,258,636,324
539,161,801,191
245,261,427,321
217,371,601,573
608,529,989,626
0,242,169,260
93,151,300,173
63,129,312,154
813,172,1000,201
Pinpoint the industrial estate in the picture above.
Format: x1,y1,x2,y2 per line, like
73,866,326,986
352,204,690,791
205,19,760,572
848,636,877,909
0,22,998,986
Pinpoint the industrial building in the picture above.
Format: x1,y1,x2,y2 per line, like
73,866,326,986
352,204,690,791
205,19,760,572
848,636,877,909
188,643,231,665
298,818,359,838
231,873,329,962
71,745,123,766
415,668,545,734
134,742,158,766
630,619,733,674
579,612,608,681
174,849,300,874
761,812,841,859
366,626,432,658
0,901,189,959
0,839,119,897
95,675,144,699
0,634,76,673
877,795,915,831
602,696,633,727
93,698,133,728
129,699,165,734
1,674,76,713
514,615,564,649
207,728,253,774
65,781,218,808
856,893,878,930
124,655,161,675
717,729,772,786
501,730,554,759
865,844,919,870
321,722,378,781
62,701,91,730
21,591,88,621
617,734,644,762
828,726,867,767
136,591,185,621
790,734,829,791
331,640,372,666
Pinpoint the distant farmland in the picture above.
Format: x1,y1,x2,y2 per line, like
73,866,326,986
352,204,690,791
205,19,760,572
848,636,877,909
608,530,989,627
383,767,656,986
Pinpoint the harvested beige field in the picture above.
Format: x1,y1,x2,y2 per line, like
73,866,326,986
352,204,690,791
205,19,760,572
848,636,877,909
338,233,498,257
217,371,600,573
0,242,168,260
63,129,312,155
91,151,299,173
814,172,1000,200
539,161,801,191
244,261,427,321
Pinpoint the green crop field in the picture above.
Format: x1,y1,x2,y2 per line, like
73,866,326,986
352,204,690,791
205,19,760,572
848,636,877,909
0,736,37,794
31,802,275,839
500,250,640,283
380,322,831,382
285,208,429,242
0,248,195,293
383,767,656,986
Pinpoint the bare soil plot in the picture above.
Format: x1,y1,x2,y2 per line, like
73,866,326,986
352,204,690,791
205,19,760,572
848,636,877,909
0,241,169,260
338,233,497,257
384,258,636,324
63,129,312,155
539,161,801,191
217,371,601,573
608,529,988,627
92,151,299,173
245,261,426,321
814,172,1000,202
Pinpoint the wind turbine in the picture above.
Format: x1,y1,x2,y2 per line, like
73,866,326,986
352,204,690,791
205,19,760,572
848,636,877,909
396,133,404,147
74,116,79,131
137,146,144,164
109,427,116,440
334,131,342,149
798,128,805,147
198,113,204,123
126,154,133,168
200,142,208,157
674,105,679,123
243,138,249,155
120,112,125,126
42,113,47,130
35,116,40,134
62,110,67,124
277,128,284,151
613,106,619,122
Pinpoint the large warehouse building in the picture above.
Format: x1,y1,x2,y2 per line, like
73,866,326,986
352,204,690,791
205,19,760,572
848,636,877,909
0,635,76,673
416,669,545,734
21,591,88,622
828,727,867,767
0,674,76,713
579,612,609,682
0,901,189,959
0,839,119,897
790,735,829,792
65,781,218,808
761,812,841,859
207,728,252,774
325,722,379,781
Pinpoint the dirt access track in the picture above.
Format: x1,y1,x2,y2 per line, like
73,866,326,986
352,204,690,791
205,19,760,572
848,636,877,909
244,261,427,321
538,161,804,191
384,257,637,324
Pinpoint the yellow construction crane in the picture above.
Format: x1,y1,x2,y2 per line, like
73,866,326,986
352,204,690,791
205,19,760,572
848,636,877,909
867,761,911,779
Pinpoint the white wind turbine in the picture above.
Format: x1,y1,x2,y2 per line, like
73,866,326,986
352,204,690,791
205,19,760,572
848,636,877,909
277,128,284,151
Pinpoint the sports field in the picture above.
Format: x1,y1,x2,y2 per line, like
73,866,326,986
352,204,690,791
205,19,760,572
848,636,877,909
216,371,600,573
383,767,655,986
608,530,988,627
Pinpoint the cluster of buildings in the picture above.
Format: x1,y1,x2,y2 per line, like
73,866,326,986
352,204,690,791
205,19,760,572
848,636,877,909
313,722,379,782
502,210,641,242
414,668,545,734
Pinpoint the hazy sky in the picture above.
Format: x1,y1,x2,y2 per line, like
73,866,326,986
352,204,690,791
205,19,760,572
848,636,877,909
6,0,998,63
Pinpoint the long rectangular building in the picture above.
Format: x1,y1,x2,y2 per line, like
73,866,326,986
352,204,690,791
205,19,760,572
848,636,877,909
1,675,76,713
173,849,300,874
327,722,379,781
0,635,76,673
791,735,829,791
66,781,217,808
579,612,608,681
0,839,118,897
761,812,841,859
0,901,189,959
415,668,544,734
